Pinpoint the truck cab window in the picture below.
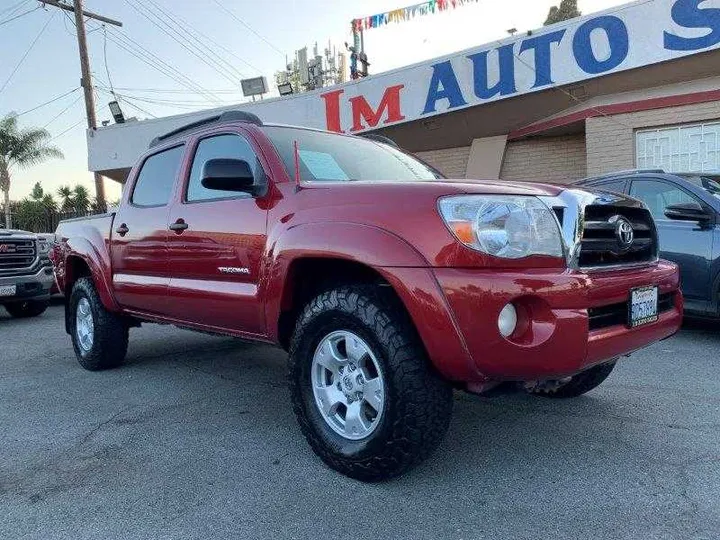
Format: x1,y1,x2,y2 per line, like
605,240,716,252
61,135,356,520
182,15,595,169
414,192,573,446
187,134,263,202
131,145,184,207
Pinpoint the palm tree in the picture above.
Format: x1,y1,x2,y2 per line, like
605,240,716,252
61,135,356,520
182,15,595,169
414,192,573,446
72,184,90,213
57,185,74,212
0,114,63,229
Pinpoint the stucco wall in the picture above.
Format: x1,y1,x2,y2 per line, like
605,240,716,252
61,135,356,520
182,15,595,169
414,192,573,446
500,134,587,183
586,101,720,176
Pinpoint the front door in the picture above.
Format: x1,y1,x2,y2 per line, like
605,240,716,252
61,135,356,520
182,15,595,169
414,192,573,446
111,144,185,314
165,133,268,336
629,178,715,311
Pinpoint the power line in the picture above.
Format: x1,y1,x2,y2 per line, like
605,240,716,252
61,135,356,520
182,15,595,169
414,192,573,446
102,24,116,96
104,25,226,105
13,87,80,116
43,94,83,128
0,0,30,17
144,0,263,76
122,0,243,88
207,0,285,58
49,118,85,142
143,0,253,79
0,12,55,95
0,4,40,27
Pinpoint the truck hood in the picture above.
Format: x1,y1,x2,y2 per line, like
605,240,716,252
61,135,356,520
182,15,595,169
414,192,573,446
0,229,36,240
297,178,564,198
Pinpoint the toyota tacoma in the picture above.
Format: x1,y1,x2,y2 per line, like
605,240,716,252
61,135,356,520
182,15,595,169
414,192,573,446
52,111,683,481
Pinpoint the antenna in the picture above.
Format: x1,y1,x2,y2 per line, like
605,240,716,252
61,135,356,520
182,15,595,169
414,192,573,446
293,140,301,186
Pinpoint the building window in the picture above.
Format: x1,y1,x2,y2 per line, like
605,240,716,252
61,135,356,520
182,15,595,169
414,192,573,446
636,121,720,173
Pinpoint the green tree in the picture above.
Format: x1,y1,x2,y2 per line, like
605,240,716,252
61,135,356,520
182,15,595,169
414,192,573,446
57,185,74,212
0,114,63,229
30,181,44,201
41,193,57,213
544,0,581,25
72,184,90,213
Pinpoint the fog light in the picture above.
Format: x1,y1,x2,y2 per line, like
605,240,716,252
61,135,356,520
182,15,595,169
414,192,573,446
498,303,517,337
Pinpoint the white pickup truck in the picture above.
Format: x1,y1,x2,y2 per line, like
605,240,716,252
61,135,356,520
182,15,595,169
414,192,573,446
0,228,54,318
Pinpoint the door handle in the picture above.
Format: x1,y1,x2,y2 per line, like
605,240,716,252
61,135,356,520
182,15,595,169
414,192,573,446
169,219,189,232
115,223,129,236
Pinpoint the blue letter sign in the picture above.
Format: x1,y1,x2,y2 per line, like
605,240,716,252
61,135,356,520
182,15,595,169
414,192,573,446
573,16,629,75
664,0,720,51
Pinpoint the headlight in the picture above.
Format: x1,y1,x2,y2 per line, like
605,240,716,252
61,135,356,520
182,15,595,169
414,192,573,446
38,240,50,256
438,195,564,259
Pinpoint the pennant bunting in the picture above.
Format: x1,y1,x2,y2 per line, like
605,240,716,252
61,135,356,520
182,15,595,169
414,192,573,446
352,0,479,32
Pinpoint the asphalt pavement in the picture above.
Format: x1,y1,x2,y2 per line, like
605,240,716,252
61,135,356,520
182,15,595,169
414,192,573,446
1,304,718,540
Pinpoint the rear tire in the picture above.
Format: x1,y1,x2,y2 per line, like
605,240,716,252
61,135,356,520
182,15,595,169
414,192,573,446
69,277,128,371
289,285,453,482
4,300,48,318
524,361,616,398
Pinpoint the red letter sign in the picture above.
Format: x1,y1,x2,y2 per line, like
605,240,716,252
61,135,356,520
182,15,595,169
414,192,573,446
349,85,405,132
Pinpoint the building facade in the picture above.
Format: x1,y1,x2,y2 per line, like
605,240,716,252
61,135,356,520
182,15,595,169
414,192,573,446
87,0,720,184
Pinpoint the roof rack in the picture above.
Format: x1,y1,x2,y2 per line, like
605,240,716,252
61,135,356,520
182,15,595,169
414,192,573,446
580,168,665,183
149,110,262,148
360,133,399,148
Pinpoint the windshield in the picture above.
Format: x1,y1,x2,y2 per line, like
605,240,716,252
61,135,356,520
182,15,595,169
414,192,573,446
262,126,443,182
680,175,720,199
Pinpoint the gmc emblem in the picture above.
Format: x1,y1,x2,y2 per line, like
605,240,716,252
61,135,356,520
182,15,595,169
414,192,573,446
0,244,16,253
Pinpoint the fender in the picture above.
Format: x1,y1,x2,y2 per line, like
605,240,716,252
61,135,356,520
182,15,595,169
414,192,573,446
62,235,120,313
264,221,429,342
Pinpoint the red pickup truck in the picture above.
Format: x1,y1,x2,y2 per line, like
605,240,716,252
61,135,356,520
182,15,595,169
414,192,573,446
53,111,682,481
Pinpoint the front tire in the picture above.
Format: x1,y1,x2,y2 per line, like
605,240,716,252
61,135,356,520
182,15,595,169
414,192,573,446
69,277,128,371
289,285,453,482
524,361,616,398
4,300,48,318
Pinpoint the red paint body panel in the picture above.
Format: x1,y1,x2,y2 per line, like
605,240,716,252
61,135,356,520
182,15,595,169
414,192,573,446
53,121,683,385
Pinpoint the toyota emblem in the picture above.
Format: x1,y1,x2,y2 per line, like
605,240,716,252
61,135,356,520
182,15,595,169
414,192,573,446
613,217,634,248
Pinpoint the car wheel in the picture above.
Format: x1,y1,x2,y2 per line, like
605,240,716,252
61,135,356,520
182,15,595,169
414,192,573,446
69,277,128,371
4,300,48,318
289,285,453,482
524,361,617,398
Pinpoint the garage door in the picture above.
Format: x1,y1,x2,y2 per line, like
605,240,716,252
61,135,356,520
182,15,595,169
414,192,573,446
636,121,720,173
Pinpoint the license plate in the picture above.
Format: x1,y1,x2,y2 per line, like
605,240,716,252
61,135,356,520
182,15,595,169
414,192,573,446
0,285,17,297
629,285,658,328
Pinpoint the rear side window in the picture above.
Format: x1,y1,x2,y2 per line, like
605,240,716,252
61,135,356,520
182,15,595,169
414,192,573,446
592,179,627,193
131,145,185,206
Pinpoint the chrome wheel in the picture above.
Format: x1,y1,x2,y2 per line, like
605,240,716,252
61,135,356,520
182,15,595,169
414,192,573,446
75,297,94,353
311,330,385,440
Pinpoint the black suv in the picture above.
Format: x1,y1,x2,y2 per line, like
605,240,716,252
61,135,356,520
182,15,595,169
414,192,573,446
578,170,720,318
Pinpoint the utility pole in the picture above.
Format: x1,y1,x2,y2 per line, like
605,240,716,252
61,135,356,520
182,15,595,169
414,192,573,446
41,0,122,212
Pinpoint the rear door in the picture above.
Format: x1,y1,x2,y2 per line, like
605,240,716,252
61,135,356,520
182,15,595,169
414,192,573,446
165,132,269,336
110,144,184,314
629,178,715,310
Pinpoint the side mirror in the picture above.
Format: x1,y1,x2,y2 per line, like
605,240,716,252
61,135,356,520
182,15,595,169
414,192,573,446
200,158,257,194
664,202,713,224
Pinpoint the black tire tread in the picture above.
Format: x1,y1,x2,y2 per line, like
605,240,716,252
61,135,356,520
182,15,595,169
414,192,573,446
69,277,129,371
289,285,453,482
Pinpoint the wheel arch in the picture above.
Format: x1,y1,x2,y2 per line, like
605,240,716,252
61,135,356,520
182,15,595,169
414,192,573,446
266,222,430,349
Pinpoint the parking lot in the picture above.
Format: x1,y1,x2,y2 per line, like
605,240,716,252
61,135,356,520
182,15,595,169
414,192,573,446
1,303,718,540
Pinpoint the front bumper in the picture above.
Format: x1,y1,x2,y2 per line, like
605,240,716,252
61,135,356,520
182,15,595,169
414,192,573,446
433,261,682,381
0,264,55,303
380,261,682,383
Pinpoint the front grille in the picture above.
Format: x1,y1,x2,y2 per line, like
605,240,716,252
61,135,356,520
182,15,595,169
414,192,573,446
0,239,37,274
578,205,657,268
588,291,675,331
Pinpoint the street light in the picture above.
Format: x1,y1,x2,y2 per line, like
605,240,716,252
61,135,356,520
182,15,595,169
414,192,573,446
278,82,294,96
108,100,125,124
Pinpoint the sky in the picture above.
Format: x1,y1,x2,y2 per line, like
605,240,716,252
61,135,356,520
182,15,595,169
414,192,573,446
0,0,628,203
